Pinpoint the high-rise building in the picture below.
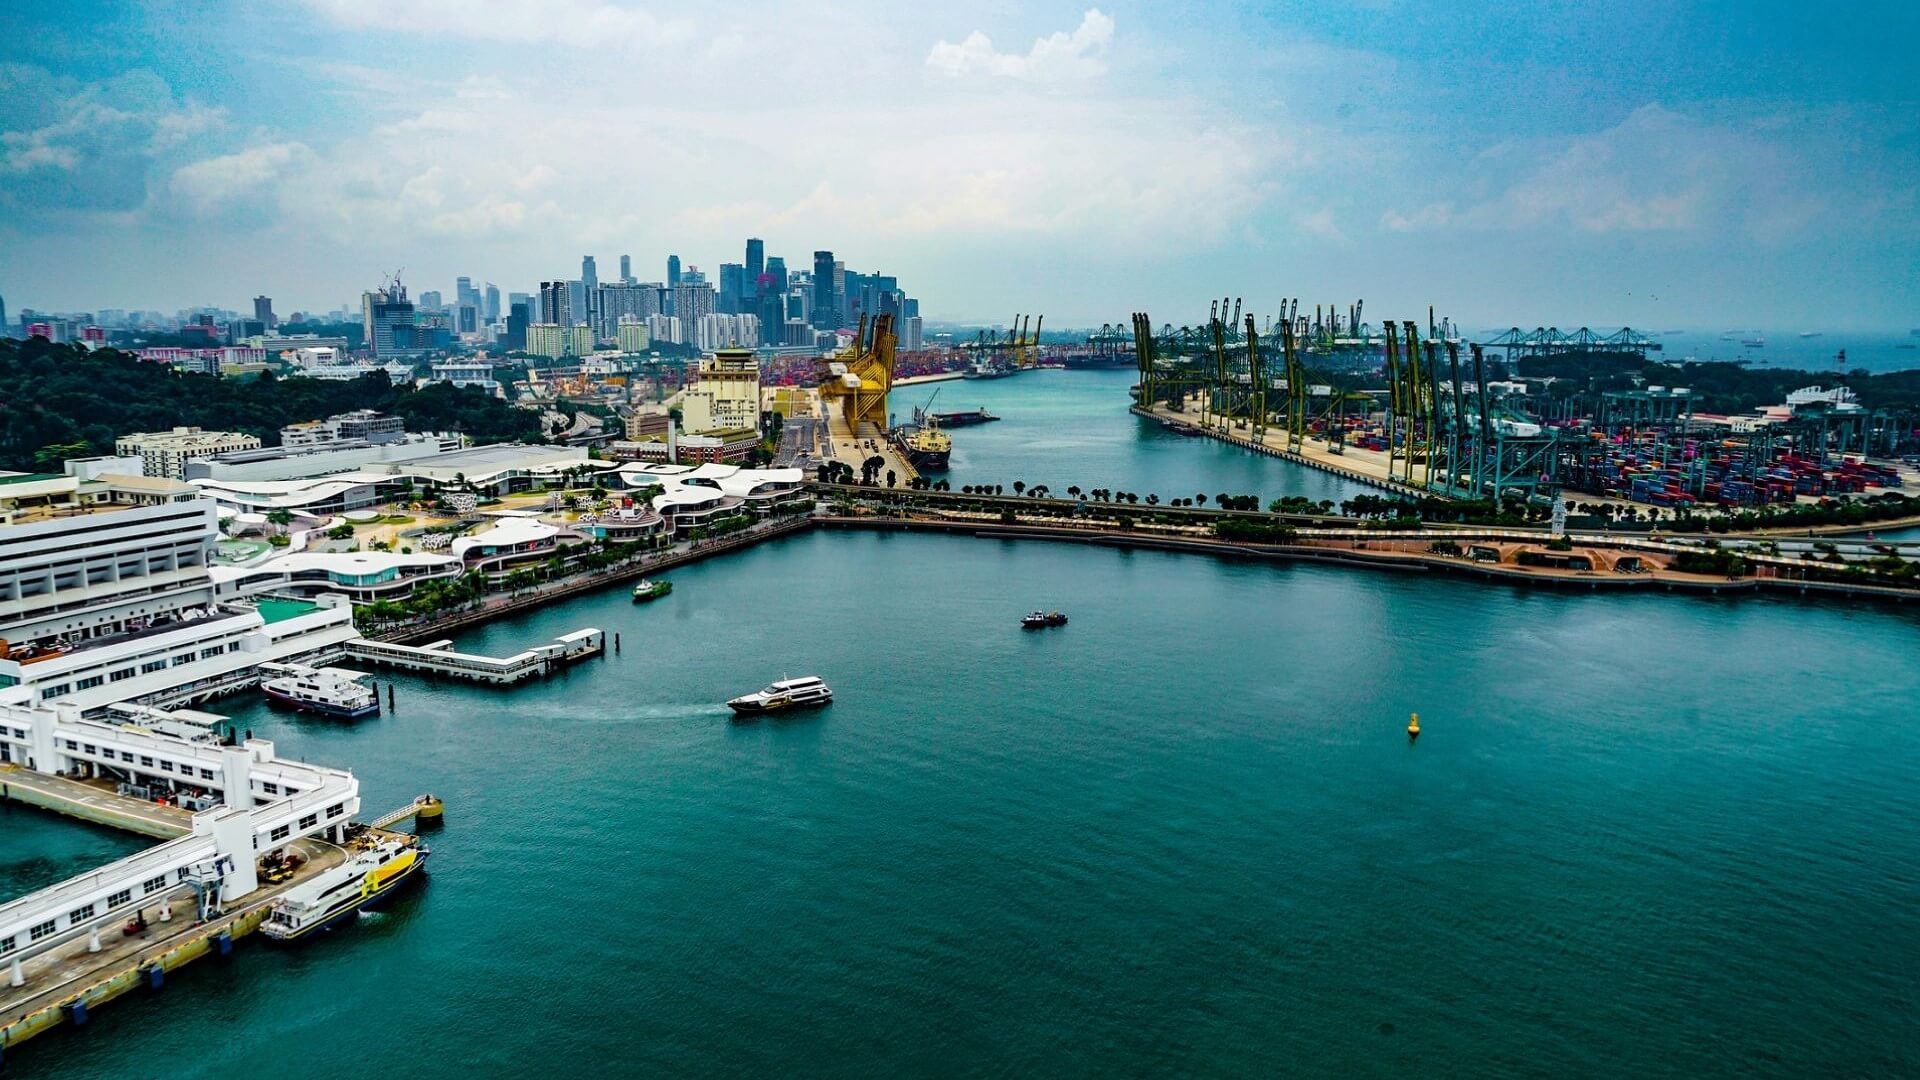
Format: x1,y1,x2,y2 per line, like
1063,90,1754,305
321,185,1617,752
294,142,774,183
596,282,664,339
616,316,650,353
253,296,275,328
580,256,598,331
506,302,529,351
538,281,571,326
718,263,746,315
812,251,836,330
680,349,761,435
695,313,759,351
361,280,420,358
419,290,444,312
647,314,683,345
567,280,587,328
744,238,764,306
666,255,682,315
674,281,716,327
619,254,632,283
484,283,500,322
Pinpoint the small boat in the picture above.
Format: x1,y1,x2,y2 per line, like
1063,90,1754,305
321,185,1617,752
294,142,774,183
262,837,430,943
727,675,833,714
1020,610,1068,629
261,664,378,719
631,578,672,602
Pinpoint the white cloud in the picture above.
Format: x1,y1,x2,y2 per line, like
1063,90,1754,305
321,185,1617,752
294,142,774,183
927,9,1115,80
167,142,315,215
299,0,694,51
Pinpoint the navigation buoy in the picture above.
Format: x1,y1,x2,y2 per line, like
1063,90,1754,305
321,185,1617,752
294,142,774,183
1407,712,1420,740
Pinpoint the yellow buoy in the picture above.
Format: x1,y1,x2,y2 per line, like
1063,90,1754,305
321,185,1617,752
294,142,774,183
415,794,444,820
1407,712,1420,739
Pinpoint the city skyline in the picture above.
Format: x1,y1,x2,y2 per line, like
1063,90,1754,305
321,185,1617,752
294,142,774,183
1,2,1916,327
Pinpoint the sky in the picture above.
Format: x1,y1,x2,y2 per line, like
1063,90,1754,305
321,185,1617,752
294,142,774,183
1,0,1916,329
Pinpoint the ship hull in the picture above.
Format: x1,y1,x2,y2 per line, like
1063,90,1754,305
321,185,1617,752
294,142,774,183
263,685,379,720
265,849,430,944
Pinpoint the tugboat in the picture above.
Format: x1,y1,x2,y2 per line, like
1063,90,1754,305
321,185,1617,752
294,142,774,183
631,578,673,602
261,664,379,719
261,836,430,943
727,675,833,714
1020,610,1069,629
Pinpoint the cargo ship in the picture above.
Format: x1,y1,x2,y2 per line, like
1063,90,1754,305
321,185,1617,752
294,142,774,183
964,360,1015,380
892,420,951,471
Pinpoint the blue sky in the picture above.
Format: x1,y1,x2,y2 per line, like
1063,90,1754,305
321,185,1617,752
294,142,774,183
1,0,1915,328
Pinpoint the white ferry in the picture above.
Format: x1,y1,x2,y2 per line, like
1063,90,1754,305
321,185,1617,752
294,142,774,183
261,663,379,719
262,837,430,943
727,676,833,714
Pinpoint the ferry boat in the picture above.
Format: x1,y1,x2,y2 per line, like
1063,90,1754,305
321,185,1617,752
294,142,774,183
261,664,378,719
631,578,672,602
727,676,833,714
1021,610,1069,629
261,837,429,943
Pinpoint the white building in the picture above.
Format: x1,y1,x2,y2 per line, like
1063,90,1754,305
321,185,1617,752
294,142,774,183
679,349,761,436
428,360,499,392
647,314,684,346
695,313,759,351
115,428,263,481
617,316,651,353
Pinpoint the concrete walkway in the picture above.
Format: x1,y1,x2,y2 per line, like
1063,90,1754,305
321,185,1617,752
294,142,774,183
1,767,192,839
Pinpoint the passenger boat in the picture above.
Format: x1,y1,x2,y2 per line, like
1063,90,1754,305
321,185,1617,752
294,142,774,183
632,578,673,602
261,837,430,943
261,665,378,719
727,676,833,714
1021,610,1068,629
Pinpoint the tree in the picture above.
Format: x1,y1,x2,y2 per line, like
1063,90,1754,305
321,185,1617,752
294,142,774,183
266,509,294,534
1013,480,1026,496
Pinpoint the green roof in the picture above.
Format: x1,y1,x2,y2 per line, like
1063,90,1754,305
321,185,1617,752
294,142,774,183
255,597,320,625
0,472,65,485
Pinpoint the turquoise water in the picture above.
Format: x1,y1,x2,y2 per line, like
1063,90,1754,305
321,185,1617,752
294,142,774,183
7,529,1920,1077
898,369,1367,506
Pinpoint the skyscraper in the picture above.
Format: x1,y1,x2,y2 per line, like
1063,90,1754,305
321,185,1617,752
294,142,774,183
619,254,632,283
580,257,598,334
253,296,275,327
539,281,571,326
718,263,746,315
484,283,500,322
812,250,835,330
506,302,529,351
666,255,682,315
744,238,764,307
361,280,419,358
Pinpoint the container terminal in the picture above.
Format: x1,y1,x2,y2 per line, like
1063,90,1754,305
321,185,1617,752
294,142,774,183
1119,301,1918,507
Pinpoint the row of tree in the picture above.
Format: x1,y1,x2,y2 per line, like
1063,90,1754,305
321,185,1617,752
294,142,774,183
0,338,542,471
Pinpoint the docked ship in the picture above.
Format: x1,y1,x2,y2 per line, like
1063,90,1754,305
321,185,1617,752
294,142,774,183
727,676,833,714
261,836,430,943
632,578,672,602
891,413,952,471
930,408,1000,427
261,664,379,719
964,359,1015,380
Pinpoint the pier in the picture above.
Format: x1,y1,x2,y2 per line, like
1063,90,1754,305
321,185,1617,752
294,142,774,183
343,628,604,684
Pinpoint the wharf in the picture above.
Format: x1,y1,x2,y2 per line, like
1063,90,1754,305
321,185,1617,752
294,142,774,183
1132,404,1434,499
1,766,190,839
0,779,348,1061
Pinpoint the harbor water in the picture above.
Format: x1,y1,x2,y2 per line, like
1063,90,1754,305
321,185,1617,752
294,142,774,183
7,526,1919,1077
898,368,1368,506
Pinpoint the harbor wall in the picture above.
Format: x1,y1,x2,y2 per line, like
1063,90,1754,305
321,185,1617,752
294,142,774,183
0,906,271,1060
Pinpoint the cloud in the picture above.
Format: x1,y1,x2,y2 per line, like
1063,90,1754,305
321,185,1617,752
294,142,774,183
299,0,694,51
0,65,228,215
927,9,1115,80
1377,105,1863,243
167,142,316,215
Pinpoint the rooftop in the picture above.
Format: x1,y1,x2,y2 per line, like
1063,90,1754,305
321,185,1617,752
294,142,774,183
254,597,321,625
0,472,65,486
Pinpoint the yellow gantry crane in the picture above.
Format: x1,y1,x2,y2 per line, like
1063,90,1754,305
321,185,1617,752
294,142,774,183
817,313,897,438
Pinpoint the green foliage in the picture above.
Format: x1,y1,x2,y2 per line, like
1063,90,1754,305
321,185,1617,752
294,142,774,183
1213,517,1300,543
325,523,356,540
0,338,541,470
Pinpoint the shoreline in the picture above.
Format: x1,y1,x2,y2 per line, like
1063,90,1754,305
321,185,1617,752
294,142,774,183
379,511,1919,647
